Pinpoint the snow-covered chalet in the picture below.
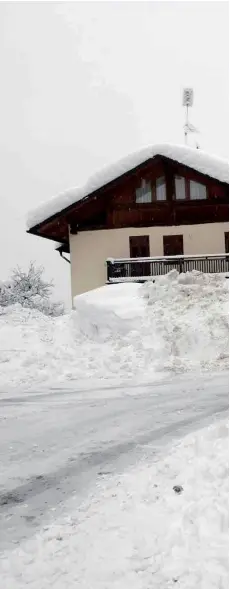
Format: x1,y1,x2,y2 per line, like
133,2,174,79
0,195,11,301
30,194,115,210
27,144,229,299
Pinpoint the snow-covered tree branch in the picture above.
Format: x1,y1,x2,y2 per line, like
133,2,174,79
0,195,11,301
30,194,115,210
0,262,63,316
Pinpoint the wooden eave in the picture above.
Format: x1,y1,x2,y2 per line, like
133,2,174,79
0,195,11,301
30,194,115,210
27,155,229,243
27,156,158,240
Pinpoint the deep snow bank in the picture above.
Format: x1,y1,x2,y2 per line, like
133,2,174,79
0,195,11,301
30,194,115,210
0,271,228,390
1,418,228,588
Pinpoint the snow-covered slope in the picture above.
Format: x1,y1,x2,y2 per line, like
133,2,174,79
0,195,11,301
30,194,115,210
1,417,228,589
27,143,229,229
0,271,228,391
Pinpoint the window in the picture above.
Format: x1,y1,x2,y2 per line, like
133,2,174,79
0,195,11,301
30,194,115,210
156,176,166,201
129,236,150,276
163,235,184,256
174,176,208,200
190,180,207,200
225,232,229,254
135,180,152,203
135,176,167,203
175,176,186,200
129,235,150,258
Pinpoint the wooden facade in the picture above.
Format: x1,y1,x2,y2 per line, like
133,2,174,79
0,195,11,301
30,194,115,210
28,155,229,252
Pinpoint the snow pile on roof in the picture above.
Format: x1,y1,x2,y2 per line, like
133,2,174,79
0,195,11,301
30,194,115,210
27,143,229,229
1,417,228,588
0,271,228,391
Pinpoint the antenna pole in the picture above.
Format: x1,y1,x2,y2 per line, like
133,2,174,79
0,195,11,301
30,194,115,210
184,105,189,144
183,88,194,146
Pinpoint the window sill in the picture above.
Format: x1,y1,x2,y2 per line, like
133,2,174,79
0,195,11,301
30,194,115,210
135,200,168,205
173,198,208,203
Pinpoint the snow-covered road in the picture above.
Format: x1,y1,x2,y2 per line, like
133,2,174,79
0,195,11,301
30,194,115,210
0,372,228,552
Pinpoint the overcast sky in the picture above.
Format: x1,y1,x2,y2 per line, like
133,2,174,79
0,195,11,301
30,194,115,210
0,1,228,306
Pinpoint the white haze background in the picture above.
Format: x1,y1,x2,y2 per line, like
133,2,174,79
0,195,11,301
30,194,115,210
0,2,228,306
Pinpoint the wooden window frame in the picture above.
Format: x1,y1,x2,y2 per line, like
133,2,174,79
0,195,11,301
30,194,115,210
163,234,184,256
135,176,166,204
173,175,207,201
155,176,167,202
135,180,152,204
189,179,207,201
225,231,229,254
129,235,150,258
174,175,187,201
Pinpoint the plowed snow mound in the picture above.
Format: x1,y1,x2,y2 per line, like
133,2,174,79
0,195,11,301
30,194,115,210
0,271,228,390
1,418,228,588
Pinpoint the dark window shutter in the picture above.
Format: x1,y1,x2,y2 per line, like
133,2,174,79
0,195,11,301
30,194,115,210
163,235,184,256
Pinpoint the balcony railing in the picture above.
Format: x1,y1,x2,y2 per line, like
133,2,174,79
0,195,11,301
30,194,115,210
106,254,229,283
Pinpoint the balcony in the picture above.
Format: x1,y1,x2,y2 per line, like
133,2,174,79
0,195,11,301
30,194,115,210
106,254,229,283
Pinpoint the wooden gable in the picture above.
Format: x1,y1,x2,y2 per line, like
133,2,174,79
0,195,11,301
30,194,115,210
28,155,229,248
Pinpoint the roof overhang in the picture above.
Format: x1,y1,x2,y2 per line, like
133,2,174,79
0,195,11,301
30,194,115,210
27,147,229,244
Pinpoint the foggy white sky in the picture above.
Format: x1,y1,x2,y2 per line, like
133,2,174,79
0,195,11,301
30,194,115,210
0,1,228,306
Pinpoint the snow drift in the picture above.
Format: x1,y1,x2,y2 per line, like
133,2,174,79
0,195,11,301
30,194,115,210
0,271,228,390
1,418,228,588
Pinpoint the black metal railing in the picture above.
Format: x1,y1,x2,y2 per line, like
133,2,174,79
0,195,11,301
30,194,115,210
106,254,229,283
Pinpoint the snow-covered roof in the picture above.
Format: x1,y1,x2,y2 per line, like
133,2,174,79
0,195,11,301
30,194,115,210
27,143,229,230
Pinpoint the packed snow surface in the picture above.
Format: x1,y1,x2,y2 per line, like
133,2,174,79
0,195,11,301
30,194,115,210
0,271,228,587
27,143,229,228
0,270,228,391
1,417,228,588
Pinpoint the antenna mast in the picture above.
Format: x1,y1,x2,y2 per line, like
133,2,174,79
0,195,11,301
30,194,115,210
183,88,193,144
182,88,199,146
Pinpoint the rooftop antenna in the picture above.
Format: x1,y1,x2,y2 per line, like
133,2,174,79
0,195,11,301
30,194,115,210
182,88,199,146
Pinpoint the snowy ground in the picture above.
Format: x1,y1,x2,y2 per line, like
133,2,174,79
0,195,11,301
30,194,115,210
0,271,228,391
0,271,228,587
0,382,228,588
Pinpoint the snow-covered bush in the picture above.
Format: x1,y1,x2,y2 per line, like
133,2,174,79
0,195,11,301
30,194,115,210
0,263,63,316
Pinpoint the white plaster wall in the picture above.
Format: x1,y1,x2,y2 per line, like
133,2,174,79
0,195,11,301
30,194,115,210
70,222,229,298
